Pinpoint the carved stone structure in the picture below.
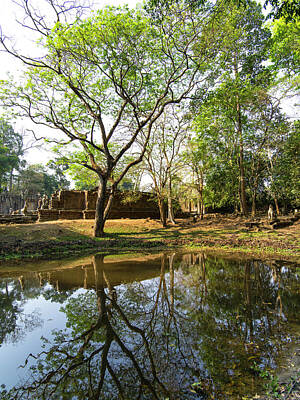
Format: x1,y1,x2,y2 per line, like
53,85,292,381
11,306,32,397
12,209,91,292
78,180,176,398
41,194,50,210
0,194,39,215
38,190,168,222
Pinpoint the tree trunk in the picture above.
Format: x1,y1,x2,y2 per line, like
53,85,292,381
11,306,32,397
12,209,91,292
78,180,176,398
198,171,204,220
167,196,175,224
94,177,108,237
9,168,14,192
157,196,167,227
251,192,256,218
274,195,280,216
234,57,247,216
167,174,176,225
134,171,142,191
267,149,280,216
251,176,258,218
238,130,247,216
197,200,201,215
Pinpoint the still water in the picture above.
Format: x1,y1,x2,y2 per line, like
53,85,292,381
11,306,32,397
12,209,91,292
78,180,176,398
0,252,299,399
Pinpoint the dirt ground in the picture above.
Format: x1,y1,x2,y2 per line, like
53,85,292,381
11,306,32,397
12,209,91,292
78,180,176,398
0,215,299,262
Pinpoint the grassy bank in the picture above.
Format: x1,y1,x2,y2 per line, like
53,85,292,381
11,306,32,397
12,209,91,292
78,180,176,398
0,216,299,263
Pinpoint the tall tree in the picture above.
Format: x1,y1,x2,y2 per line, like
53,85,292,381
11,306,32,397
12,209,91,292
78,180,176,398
1,0,218,236
52,147,139,191
0,119,24,192
270,17,300,76
192,0,272,215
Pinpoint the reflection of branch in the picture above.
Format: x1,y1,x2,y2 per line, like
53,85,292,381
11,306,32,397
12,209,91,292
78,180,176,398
149,256,165,327
111,326,160,400
107,362,125,400
95,324,113,399
101,267,167,396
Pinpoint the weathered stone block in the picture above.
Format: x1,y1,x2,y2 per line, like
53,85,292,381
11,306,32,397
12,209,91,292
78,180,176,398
50,192,62,209
83,210,96,219
85,191,98,210
38,209,59,222
61,190,86,210
59,210,83,219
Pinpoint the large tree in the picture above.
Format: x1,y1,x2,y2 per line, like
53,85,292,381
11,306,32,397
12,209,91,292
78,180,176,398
182,135,213,219
0,0,218,236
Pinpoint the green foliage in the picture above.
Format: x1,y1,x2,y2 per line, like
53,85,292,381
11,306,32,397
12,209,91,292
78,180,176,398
251,362,281,397
147,0,300,22
188,1,298,213
270,17,300,76
265,0,300,22
61,292,101,338
0,0,218,232
0,0,298,218
52,146,137,190
17,163,70,196
271,121,300,206
68,164,98,190
120,190,142,204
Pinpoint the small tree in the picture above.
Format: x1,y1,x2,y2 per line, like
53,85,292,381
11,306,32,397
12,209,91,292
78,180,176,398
142,106,188,226
182,135,212,219
1,0,217,236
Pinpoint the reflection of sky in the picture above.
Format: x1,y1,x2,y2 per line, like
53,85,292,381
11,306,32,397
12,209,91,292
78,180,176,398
0,294,70,389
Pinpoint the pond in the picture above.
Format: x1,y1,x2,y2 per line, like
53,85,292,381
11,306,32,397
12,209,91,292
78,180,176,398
0,252,299,399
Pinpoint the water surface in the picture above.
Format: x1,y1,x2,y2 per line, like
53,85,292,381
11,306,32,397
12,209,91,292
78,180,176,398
0,252,299,399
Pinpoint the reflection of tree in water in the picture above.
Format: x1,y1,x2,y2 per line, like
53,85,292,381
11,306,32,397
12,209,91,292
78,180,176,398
2,253,299,400
177,254,300,396
0,279,42,346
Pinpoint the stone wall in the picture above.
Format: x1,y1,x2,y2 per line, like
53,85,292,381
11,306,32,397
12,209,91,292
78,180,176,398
38,190,163,222
50,190,86,210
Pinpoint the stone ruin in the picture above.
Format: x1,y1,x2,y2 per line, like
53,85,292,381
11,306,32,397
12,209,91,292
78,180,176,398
0,193,39,215
38,189,165,222
0,189,188,224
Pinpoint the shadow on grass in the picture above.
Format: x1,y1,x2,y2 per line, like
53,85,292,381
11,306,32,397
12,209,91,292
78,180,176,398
104,225,185,240
103,226,228,242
